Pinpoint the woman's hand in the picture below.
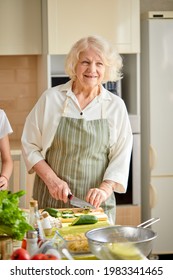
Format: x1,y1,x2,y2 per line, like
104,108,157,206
0,175,9,190
46,176,70,203
33,160,71,203
86,181,114,208
0,135,13,190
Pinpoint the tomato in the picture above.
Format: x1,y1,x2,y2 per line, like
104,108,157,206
11,248,30,260
31,253,59,260
31,253,47,260
44,254,59,260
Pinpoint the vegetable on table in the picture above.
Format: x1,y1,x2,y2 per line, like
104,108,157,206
82,207,91,214
0,190,33,240
42,208,62,218
70,215,98,226
42,208,75,218
61,210,75,218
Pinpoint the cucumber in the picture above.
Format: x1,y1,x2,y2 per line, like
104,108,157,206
42,208,61,218
74,213,83,217
71,215,98,226
61,213,74,219
62,210,74,215
82,208,91,214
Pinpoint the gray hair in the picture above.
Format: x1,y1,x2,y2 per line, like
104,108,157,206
65,35,123,83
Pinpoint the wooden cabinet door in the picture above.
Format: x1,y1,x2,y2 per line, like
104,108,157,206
0,0,42,55
45,0,140,54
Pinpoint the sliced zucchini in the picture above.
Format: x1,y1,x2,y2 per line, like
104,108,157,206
71,215,98,226
82,208,91,214
61,213,75,219
62,210,74,214
42,208,61,218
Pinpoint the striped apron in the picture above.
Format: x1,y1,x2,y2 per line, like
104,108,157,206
33,97,116,223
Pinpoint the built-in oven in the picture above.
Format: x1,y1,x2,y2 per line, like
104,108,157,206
51,75,141,206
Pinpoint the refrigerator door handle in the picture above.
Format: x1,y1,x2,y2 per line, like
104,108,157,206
149,145,157,171
149,183,158,208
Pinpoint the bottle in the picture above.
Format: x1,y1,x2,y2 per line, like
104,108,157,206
41,212,52,236
29,200,45,242
26,230,38,257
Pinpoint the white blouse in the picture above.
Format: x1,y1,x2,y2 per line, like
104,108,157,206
21,81,133,193
0,109,13,139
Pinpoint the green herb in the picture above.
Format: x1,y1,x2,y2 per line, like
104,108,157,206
0,190,33,240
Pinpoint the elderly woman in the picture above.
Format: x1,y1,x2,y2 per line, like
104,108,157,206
21,35,133,223
0,109,13,190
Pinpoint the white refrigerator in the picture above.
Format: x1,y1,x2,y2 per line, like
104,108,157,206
141,12,173,255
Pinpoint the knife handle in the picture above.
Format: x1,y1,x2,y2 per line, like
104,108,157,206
68,193,73,200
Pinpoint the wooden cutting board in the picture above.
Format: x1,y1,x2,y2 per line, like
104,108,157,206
59,207,108,223
58,220,110,237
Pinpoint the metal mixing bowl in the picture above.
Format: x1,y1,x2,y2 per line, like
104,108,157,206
85,225,157,259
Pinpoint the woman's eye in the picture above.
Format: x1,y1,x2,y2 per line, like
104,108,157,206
81,61,89,65
97,62,103,66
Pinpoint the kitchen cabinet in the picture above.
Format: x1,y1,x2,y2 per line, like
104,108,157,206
42,0,140,54
0,0,42,55
116,205,141,226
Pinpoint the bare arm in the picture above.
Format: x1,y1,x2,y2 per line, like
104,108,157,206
0,135,13,190
33,160,71,203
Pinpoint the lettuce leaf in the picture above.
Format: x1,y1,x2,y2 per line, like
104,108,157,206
0,190,33,240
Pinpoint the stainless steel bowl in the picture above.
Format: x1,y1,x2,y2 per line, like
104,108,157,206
85,225,157,259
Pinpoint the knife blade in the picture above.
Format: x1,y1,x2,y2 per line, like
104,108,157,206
68,193,95,209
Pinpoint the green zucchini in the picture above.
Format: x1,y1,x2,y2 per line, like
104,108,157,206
82,208,91,214
61,213,74,219
62,210,74,215
42,208,61,218
71,215,98,226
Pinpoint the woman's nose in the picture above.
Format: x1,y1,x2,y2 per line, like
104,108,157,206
88,62,96,72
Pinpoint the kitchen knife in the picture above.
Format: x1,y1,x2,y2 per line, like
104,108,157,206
68,193,95,209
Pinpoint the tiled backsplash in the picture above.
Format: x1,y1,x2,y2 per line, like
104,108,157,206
0,55,38,144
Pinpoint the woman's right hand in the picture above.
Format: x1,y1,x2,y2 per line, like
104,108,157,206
46,176,70,203
33,160,71,203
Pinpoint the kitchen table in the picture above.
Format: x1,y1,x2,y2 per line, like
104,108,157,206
43,207,110,259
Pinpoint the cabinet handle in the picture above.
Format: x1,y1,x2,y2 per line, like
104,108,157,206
149,183,158,208
149,145,157,171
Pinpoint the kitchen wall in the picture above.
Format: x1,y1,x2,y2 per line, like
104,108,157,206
0,55,38,146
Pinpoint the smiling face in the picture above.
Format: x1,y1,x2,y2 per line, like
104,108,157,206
75,48,106,91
